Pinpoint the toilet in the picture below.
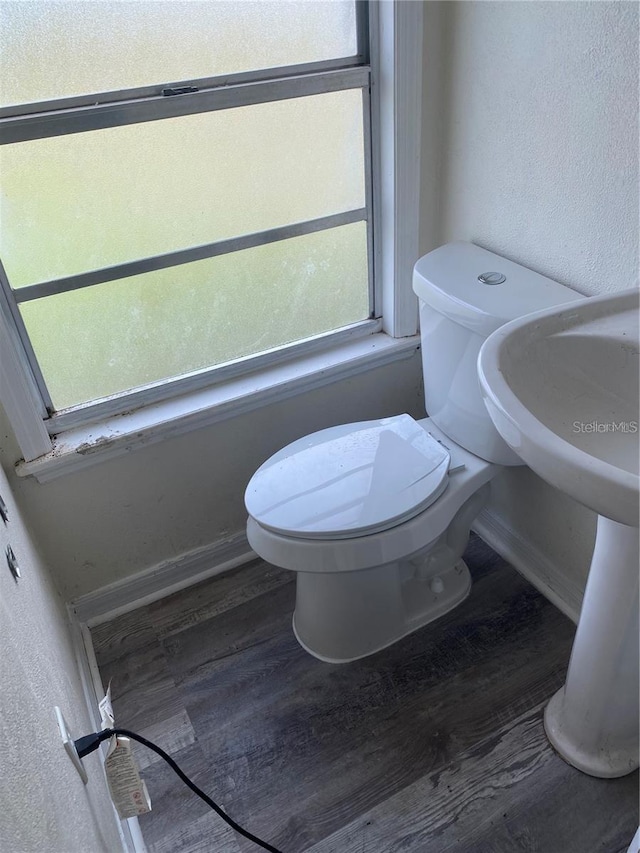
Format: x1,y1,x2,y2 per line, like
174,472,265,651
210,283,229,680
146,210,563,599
245,242,577,663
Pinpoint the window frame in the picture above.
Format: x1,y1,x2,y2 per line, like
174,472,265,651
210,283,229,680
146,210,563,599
0,0,424,478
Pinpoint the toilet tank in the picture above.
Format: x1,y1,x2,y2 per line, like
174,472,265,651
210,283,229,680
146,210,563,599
413,242,583,464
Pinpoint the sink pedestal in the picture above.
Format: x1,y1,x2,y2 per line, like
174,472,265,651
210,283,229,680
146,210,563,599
544,515,639,778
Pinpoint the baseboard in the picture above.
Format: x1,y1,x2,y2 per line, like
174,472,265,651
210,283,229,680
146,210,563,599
473,508,583,625
71,513,583,630
70,531,254,627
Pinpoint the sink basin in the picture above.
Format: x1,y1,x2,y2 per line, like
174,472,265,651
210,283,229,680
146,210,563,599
477,287,639,779
477,288,639,526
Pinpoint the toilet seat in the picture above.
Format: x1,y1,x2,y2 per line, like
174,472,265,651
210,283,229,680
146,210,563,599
245,414,451,540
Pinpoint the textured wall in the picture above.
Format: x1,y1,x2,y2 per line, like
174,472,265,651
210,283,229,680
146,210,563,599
0,462,123,851
427,0,638,595
438,0,638,295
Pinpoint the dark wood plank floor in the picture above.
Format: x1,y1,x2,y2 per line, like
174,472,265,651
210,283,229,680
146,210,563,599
91,534,638,853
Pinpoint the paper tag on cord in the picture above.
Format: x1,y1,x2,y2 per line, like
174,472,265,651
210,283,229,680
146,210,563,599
104,735,152,819
99,682,115,730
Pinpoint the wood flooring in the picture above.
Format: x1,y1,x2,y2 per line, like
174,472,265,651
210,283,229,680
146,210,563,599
91,534,639,853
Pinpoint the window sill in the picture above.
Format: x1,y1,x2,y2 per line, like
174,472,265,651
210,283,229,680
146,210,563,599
16,332,420,483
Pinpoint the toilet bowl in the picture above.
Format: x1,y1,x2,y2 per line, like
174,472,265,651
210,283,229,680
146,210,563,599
245,242,579,662
246,416,497,662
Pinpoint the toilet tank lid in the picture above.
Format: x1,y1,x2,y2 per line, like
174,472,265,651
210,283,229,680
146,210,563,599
413,242,583,336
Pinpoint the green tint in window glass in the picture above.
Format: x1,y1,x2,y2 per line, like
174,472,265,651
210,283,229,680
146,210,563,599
1,89,365,287
20,222,369,410
0,0,357,108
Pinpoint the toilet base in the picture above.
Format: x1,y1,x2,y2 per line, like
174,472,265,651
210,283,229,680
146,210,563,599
292,558,471,663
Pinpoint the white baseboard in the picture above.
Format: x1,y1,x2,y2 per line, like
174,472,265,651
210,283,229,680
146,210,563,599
473,508,583,625
72,512,583,632
70,531,254,627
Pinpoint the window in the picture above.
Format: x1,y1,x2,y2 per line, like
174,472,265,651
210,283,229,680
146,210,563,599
0,1,424,477
0,1,375,418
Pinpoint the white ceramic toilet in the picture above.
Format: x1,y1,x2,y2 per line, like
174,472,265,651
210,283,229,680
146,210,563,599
245,242,577,663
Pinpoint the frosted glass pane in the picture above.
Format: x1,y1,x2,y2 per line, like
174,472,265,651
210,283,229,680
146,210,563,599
20,223,369,410
1,1,357,107
1,89,365,287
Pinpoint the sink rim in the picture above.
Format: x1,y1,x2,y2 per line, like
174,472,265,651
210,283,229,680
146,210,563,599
478,287,640,527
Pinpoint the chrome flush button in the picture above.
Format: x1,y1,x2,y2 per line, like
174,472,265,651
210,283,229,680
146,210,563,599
478,271,506,285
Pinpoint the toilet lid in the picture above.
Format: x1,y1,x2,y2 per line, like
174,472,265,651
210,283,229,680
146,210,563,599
245,414,450,540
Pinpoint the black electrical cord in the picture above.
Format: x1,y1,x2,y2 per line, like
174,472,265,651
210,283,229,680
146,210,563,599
74,727,284,853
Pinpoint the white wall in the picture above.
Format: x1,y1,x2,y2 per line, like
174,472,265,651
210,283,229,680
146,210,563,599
438,0,638,295
425,0,639,598
0,462,123,851
0,353,425,598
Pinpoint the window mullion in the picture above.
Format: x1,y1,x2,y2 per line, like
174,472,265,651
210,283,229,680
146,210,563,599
377,0,422,338
0,66,370,146
0,56,366,122
361,80,376,319
355,0,371,63
13,209,368,304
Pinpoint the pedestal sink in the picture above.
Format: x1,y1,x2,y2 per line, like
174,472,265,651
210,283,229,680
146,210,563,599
478,287,639,778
